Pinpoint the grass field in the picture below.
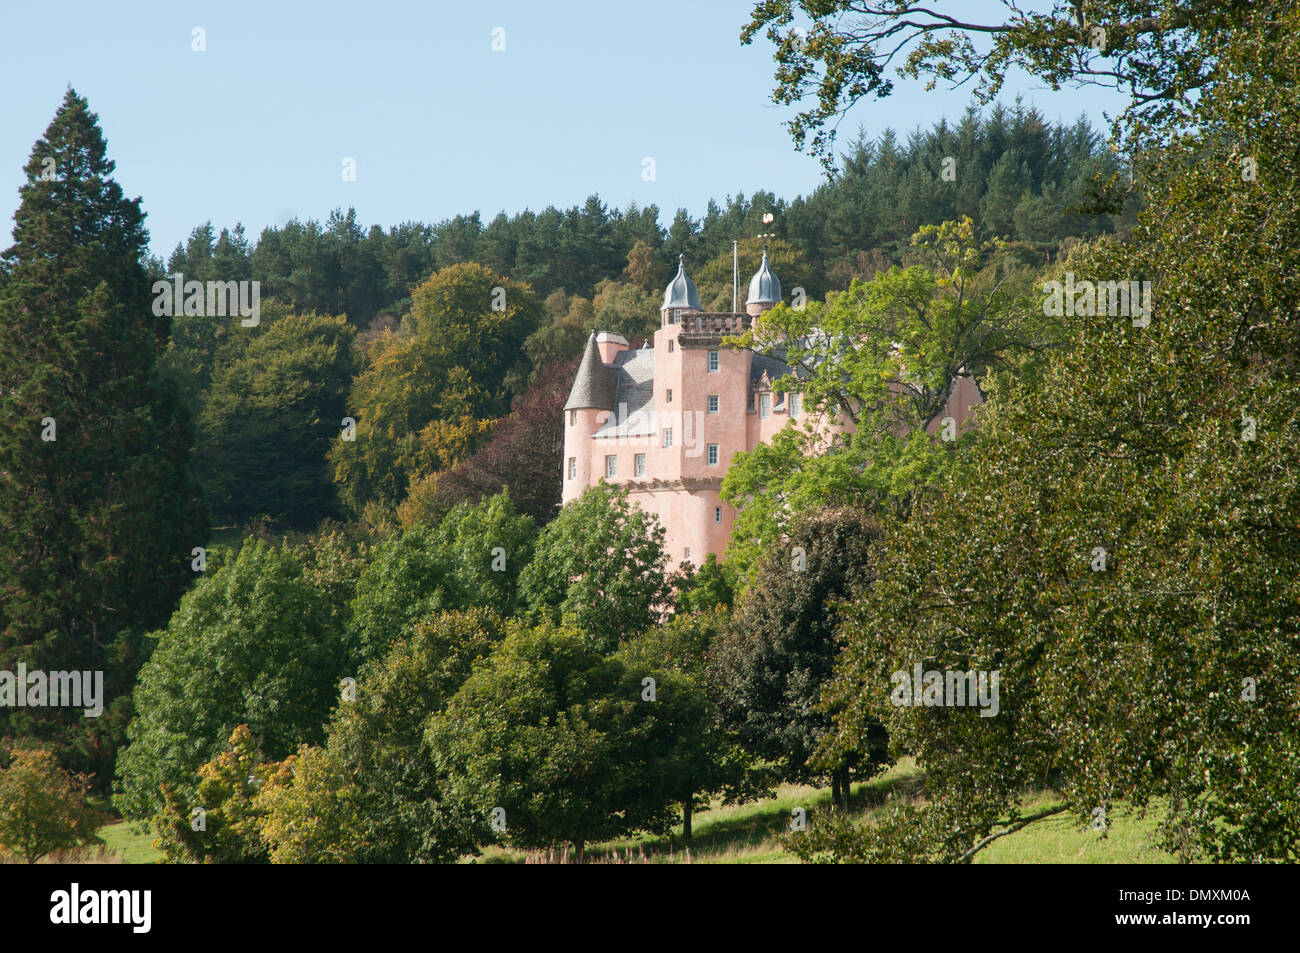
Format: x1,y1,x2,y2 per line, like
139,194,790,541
477,759,1183,864
97,821,160,864
92,758,1183,865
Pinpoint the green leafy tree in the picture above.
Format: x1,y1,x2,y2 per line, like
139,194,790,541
428,621,679,861
115,539,351,820
674,554,736,614
615,608,755,838
0,89,209,782
424,490,537,615
195,311,359,527
155,223,256,414
813,12,1300,864
520,483,671,653
347,525,468,664
330,263,543,512
0,747,103,863
590,278,657,342
284,526,373,638
305,607,509,864
255,744,363,864
152,725,271,864
741,1,1267,167
710,508,888,806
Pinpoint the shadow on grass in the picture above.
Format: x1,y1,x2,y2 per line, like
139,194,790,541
579,764,927,863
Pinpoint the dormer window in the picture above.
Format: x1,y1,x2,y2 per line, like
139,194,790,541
759,394,771,419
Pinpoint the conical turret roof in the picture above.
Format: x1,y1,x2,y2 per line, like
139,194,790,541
563,332,617,411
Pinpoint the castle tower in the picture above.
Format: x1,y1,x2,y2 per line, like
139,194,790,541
561,332,616,504
745,250,781,318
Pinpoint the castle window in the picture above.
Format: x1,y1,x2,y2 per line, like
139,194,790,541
568,457,576,480
707,443,719,466
668,340,674,353
708,350,719,373
685,547,691,561
789,393,801,418
759,394,771,419
635,453,646,476
714,506,722,523
605,455,617,478
707,395,719,414
663,428,673,448
673,309,681,324
570,410,576,426
667,389,673,403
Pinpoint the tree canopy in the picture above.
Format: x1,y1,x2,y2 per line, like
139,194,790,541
804,9,1300,863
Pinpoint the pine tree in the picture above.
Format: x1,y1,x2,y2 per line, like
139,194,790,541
0,90,209,782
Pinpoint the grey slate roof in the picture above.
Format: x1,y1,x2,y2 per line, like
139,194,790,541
594,347,656,437
563,333,617,411
750,349,794,387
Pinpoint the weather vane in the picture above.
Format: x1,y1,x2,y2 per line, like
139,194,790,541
759,212,775,252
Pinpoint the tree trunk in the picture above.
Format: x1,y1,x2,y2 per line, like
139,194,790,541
683,797,693,842
574,838,584,864
835,766,851,810
830,773,841,810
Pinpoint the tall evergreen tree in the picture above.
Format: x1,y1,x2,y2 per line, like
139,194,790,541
0,90,209,782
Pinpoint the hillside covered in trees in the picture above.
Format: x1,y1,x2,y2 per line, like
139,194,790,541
160,103,1133,531
4,0,1296,874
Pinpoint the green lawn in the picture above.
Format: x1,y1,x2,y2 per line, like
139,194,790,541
975,794,1180,864
97,821,161,864
475,759,1182,864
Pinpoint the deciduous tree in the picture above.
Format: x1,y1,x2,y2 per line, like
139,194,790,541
0,747,102,863
520,483,671,653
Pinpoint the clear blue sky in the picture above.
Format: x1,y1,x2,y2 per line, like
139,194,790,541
0,1,1131,258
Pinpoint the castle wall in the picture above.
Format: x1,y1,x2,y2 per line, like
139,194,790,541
622,482,732,569
677,339,750,486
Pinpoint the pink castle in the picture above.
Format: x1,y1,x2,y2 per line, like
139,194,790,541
561,254,981,567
